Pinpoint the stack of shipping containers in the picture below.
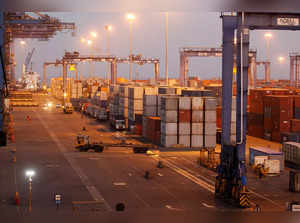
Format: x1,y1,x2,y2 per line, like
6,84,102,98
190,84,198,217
119,86,129,128
161,96,178,147
191,97,204,148
128,87,144,129
204,97,217,149
178,97,191,147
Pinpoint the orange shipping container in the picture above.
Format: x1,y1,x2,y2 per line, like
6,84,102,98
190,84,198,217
178,110,191,123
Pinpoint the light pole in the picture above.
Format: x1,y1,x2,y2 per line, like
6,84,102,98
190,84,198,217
105,25,112,84
126,13,136,81
87,39,93,78
20,40,26,80
26,170,35,212
165,12,169,86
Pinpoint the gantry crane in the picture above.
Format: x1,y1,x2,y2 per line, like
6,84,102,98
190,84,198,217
217,12,300,209
24,48,35,74
4,12,75,84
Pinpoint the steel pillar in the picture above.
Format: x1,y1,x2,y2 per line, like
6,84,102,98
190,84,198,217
43,63,46,87
0,13,4,131
235,16,249,181
179,53,185,86
290,56,295,87
296,61,299,87
110,61,117,84
62,62,67,105
154,63,160,84
221,16,235,147
265,61,271,82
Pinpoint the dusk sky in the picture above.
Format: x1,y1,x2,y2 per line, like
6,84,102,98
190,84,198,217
13,12,300,84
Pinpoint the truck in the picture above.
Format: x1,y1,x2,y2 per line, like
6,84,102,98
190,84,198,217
110,115,126,130
63,103,74,114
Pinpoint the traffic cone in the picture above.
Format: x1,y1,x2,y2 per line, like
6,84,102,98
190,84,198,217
15,192,20,206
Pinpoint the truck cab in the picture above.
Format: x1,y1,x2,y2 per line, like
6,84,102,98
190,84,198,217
63,103,74,114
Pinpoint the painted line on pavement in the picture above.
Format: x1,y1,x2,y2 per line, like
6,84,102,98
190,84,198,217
157,156,283,209
35,111,112,211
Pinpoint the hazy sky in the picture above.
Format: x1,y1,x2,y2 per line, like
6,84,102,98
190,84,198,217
13,12,300,83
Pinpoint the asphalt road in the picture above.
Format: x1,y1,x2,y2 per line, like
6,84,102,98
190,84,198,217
0,94,297,220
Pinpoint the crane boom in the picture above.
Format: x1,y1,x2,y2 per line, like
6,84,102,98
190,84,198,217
24,48,35,73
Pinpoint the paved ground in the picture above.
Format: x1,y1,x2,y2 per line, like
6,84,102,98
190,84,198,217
0,94,297,220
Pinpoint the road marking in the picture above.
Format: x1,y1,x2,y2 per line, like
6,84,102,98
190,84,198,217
156,156,284,209
165,205,184,211
154,157,215,193
35,111,112,211
201,202,215,208
113,182,127,186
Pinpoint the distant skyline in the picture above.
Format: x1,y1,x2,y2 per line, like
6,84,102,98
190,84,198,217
13,12,300,84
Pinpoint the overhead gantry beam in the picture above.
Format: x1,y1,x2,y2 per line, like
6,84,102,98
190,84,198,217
179,46,257,87
62,52,160,84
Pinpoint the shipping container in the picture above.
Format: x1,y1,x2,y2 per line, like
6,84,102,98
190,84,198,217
161,122,177,135
161,96,179,111
204,135,216,148
192,123,203,135
178,135,191,147
191,97,204,110
192,110,204,123
191,135,203,148
161,134,178,147
249,146,284,171
160,110,177,123
178,110,191,123
283,142,300,168
179,97,191,110
178,123,190,135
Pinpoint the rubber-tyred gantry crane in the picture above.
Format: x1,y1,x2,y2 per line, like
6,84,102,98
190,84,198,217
61,51,160,85
218,12,300,209
179,47,257,88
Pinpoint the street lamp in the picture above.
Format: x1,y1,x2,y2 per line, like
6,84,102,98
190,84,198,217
26,170,35,212
20,40,26,46
105,25,113,84
81,37,86,43
264,33,273,62
126,13,136,81
278,56,285,63
90,31,97,38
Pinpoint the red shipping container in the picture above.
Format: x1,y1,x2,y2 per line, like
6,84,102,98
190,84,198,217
178,110,191,123
291,119,300,132
271,131,281,142
135,124,142,135
271,95,293,120
273,120,290,132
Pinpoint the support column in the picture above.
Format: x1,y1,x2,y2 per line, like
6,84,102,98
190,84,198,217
290,56,295,87
0,12,5,131
62,62,67,105
296,59,299,88
110,61,117,85
265,61,271,82
221,15,235,146
236,20,249,177
43,63,46,87
184,57,189,87
154,63,160,84
179,53,185,86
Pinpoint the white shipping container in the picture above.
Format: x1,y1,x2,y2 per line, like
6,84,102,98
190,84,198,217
144,87,158,95
161,96,178,111
129,87,144,99
264,159,280,174
204,135,216,148
161,134,178,147
204,97,217,111
143,95,157,106
192,123,203,135
161,122,177,135
192,110,203,123
191,135,204,148
254,156,268,166
129,99,143,110
179,97,191,110
205,122,216,135
179,123,190,135
144,106,157,117
192,97,204,110
178,135,191,147
205,111,216,122
160,110,178,123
